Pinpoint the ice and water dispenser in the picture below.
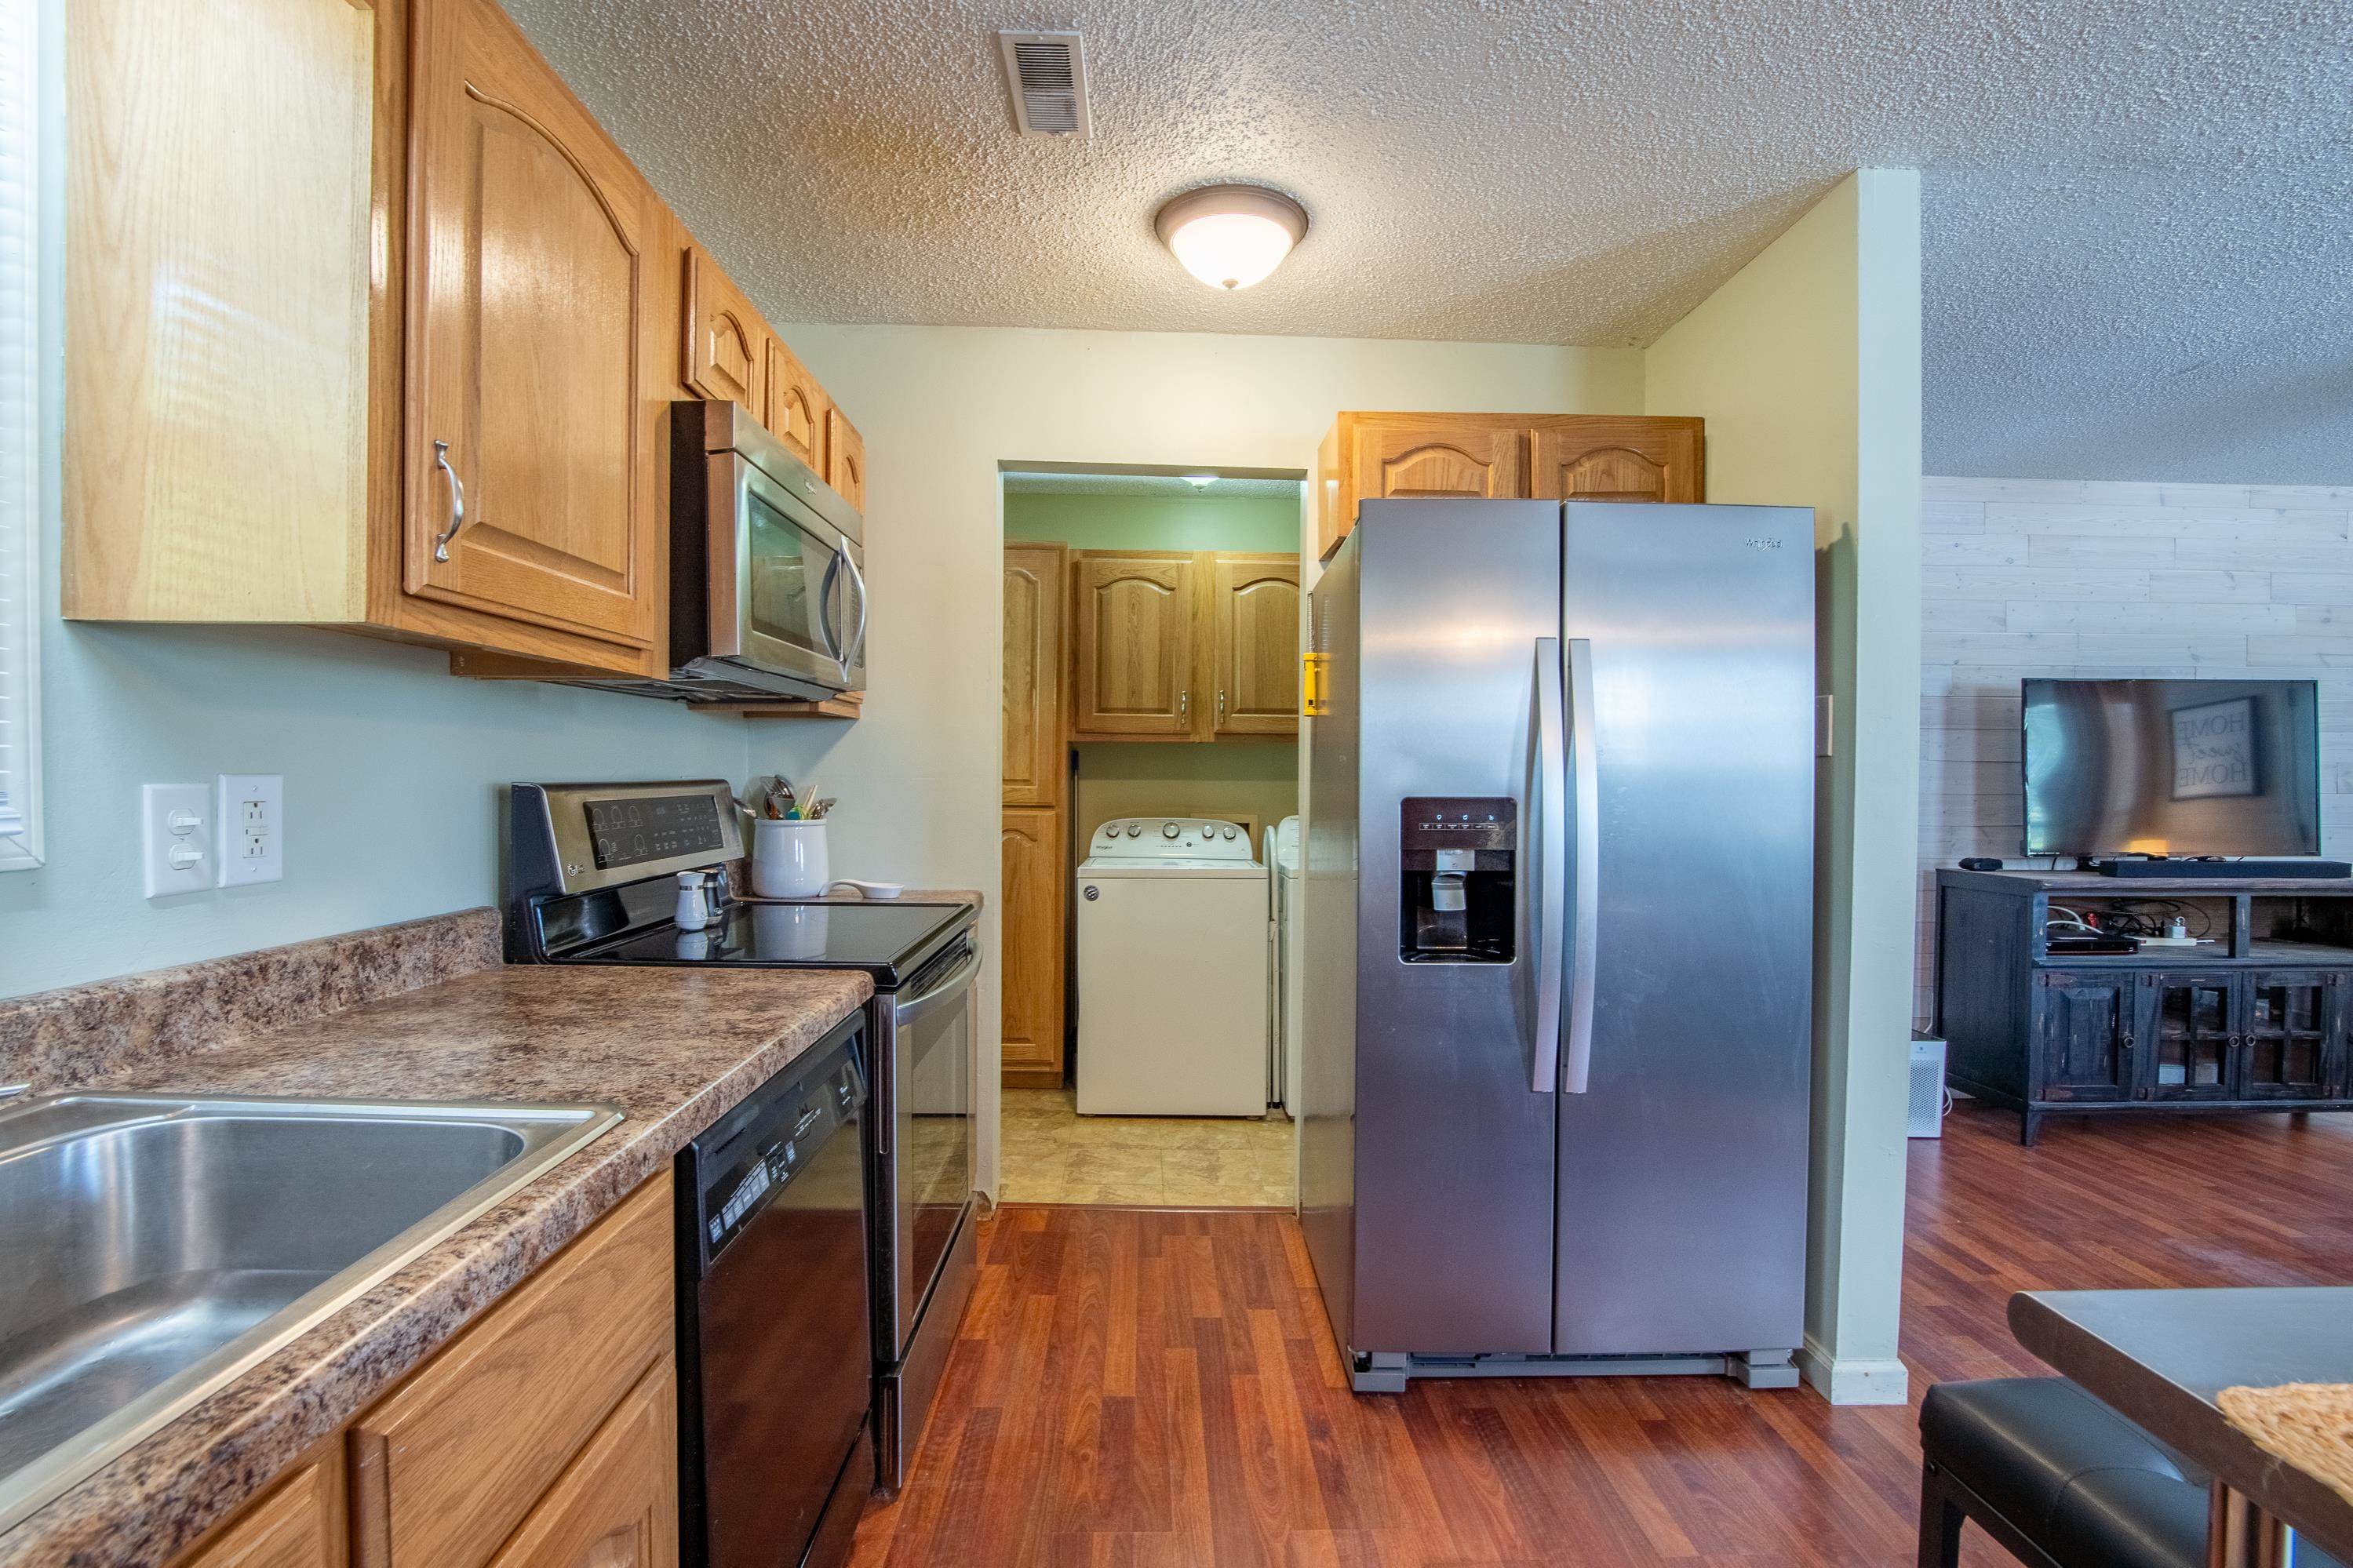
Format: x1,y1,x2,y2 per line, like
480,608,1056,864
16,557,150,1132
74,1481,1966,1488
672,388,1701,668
1399,796,1516,962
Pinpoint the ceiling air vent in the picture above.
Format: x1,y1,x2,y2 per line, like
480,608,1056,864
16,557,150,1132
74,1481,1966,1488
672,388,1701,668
996,30,1091,137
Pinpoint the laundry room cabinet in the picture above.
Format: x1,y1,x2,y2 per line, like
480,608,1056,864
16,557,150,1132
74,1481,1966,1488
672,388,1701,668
1068,550,1299,742
1315,412,1706,559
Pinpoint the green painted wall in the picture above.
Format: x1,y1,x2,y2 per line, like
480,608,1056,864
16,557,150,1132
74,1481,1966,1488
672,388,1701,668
1003,490,1300,552
1006,487,1306,839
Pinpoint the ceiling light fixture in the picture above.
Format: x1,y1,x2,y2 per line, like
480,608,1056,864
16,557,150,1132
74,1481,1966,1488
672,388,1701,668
1183,475,1218,489
1153,184,1309,291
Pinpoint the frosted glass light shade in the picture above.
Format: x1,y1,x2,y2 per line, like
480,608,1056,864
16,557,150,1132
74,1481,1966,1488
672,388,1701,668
1153,184,1309,291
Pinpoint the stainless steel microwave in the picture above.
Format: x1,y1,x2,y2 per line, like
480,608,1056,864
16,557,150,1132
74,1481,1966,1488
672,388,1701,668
570,400,865,704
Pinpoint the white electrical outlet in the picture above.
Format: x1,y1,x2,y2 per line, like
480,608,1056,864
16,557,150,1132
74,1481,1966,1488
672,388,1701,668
143,783,213,897
217,773,284,886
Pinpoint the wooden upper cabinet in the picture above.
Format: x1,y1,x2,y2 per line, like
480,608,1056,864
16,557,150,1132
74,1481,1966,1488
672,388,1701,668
1530,417,1703,504
681,245,764,415
764,338,828,471
1003,544,1067,806
1354,416,1524,509
1316,411,1706,558
406,0,661,657
1071,551,1198,738
825,407,866,513
1211,555,1299,737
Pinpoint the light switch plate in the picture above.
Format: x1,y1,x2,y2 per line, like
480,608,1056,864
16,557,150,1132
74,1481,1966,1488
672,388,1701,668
217,773,284,886
143,783,213,897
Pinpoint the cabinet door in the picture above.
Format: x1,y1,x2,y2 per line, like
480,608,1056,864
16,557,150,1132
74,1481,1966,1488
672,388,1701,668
1352,416,1524,509
1001,806,1065,1083
764,337,829,472
483,1359,677,1568
2239,971,2336,1100
1529,417,1703,503
407,0,658,653
173,1460,341,1568
680,245,763,416
1211,554,1300,736
825,407,865,512
2144,972,2236,1101
1003,544,1066,806
2034,970,2137,1102
1071,551,1198,737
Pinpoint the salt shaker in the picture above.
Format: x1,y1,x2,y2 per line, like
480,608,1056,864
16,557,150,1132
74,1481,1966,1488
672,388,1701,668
675,870,711,931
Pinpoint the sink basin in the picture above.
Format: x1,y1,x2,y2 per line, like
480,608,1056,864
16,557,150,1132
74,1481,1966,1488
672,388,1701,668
0,1093,621,1535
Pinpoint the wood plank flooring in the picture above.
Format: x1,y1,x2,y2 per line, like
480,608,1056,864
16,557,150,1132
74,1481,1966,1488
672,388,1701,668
851,1102,2353,1566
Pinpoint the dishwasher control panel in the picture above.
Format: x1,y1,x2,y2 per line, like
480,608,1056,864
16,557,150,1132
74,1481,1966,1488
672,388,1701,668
692,1043,865,1263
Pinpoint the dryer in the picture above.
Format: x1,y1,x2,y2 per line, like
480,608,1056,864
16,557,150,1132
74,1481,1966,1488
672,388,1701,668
1076,817,1269,1117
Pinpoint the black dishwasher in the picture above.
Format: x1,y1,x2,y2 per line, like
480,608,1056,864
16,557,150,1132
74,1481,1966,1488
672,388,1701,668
677,1015,872,1568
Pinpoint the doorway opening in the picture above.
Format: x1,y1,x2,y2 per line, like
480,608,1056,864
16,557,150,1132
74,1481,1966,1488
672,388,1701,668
998,463,1309,1207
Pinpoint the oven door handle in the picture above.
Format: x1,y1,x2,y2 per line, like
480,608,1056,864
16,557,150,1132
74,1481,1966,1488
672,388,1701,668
894,944,981,1028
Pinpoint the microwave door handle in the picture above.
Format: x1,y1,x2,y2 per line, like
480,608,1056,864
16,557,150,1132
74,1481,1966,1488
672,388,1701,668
1528,638,1565,1093
1563,636,1600,1095
836,543,869,675
812,548,845,664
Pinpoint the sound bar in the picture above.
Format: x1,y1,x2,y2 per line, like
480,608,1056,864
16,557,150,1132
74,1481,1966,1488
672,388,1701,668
2087,857,2353,880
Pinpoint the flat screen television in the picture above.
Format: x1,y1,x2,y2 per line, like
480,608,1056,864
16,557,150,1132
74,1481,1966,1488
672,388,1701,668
2021,678,2322,858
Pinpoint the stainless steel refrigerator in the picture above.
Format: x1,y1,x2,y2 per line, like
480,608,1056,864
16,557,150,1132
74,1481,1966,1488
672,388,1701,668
1301,498,1815,1392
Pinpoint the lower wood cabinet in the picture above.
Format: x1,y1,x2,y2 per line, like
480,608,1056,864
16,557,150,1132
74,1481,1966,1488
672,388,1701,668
1001,805,1066,1086
172,1454,345,1568
172,1171,673,1568
2034,970,2139,1104
483,1359,677,1568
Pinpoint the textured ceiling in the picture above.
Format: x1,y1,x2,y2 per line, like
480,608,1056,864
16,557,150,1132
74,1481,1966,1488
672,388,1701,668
506,0,2353,484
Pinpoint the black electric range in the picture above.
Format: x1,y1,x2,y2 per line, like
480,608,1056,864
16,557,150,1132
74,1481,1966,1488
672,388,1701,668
501,780,982,1547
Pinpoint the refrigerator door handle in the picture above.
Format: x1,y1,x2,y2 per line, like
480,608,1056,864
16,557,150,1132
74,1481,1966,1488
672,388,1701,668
1563,637,1601,1093
1528,638,1566,1093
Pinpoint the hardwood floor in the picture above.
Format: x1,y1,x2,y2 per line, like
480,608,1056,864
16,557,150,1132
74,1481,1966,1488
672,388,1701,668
851,1102,2353,1566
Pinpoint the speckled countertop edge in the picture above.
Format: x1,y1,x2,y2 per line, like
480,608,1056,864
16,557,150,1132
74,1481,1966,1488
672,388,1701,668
0,962,875,1568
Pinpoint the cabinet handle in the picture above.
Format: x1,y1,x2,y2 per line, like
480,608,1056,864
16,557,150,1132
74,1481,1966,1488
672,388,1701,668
1180,690,1189,719
1218,689,1227,722
430,439,466,563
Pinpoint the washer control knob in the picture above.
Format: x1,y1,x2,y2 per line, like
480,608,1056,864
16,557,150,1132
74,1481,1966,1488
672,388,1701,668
1222,826,1237,839
1125,823,1142,837
1162,821,1181,839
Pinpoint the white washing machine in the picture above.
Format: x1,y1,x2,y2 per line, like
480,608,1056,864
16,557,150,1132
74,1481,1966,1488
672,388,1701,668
1076,817,1269,1117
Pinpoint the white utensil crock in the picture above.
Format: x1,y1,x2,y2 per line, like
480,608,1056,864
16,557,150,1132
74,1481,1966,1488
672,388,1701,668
752,820,829,899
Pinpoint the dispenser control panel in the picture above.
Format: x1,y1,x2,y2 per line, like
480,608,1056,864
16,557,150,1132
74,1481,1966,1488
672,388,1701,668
1399,797,1516,963
1400,797,1515,860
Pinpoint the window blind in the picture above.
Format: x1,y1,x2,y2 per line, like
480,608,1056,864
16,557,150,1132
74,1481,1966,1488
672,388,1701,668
0,0,38,866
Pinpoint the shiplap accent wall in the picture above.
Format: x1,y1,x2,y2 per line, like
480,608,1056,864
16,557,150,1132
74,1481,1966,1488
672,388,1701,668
1915,476,2353,1023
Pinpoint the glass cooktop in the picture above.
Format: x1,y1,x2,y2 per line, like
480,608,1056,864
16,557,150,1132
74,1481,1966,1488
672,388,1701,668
571,900,971,985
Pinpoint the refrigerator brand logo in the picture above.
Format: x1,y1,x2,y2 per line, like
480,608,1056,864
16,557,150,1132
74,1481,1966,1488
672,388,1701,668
1744,537,1784,550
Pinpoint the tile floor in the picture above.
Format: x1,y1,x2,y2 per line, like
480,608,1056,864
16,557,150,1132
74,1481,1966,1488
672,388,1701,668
997,1086,1295,1206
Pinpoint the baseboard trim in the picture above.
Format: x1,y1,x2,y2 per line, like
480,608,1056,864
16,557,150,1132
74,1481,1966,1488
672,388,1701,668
1798,1334,1910,1405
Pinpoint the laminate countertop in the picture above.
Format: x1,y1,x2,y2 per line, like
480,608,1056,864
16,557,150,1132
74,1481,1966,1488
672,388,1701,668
0,960,873,1568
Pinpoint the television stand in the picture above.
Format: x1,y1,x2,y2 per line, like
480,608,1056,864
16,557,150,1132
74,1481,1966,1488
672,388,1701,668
1935,867,2353,1143
2086,857,2351,880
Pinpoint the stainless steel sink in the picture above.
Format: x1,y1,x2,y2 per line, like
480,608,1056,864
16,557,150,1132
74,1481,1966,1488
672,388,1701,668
0,1093,621,1535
